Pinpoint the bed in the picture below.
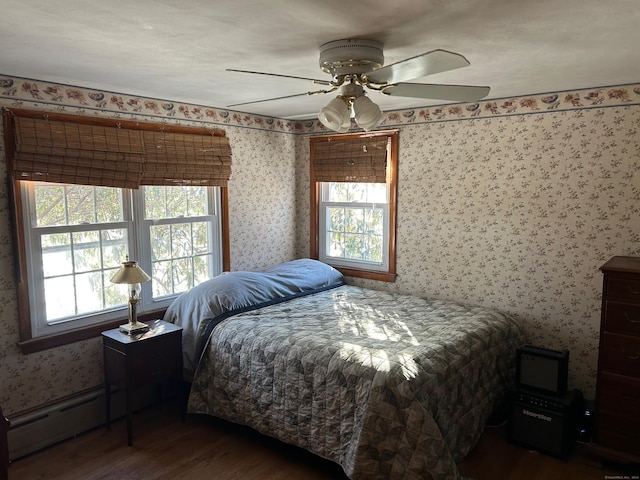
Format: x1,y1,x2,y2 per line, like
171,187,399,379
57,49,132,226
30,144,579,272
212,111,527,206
164,259,526,480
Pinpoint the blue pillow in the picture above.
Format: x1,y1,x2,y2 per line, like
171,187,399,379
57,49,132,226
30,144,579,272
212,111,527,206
164,259,343,374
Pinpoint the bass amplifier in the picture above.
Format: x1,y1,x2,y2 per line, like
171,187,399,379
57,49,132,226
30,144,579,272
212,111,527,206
508,388,583,459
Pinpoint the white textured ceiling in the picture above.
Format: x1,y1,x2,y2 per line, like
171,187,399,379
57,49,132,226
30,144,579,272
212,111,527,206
1,0,639,120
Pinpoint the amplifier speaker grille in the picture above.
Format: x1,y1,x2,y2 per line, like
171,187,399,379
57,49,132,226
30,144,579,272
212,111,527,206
507,389,582,459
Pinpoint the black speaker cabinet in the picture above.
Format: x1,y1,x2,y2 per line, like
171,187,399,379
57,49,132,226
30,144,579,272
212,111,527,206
508,389,583,459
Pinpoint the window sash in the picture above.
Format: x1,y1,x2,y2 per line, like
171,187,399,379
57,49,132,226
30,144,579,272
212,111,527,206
318,185,390,272
139,188,222,303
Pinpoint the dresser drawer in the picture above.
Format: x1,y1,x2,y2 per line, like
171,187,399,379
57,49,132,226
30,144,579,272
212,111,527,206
599,332,640,375
598,372,640,417
605,276,640,301
603,301,640,336
595,412,640,455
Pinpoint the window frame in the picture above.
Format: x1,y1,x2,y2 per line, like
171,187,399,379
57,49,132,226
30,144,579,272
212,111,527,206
20,183,223,339
9,179,230,354
21,182,134,338
3,113,231,353
318,182,390,271
310,130,398,282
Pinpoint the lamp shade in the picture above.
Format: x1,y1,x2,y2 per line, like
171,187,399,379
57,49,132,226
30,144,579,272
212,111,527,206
110,260,151,285
336,108,353,133
353,95,383,131
318,96,350,131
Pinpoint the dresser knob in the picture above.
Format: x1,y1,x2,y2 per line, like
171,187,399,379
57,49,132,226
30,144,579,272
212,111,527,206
621,349,640,360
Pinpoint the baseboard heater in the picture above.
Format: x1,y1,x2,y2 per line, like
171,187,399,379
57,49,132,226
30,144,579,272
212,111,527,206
7,387,133,460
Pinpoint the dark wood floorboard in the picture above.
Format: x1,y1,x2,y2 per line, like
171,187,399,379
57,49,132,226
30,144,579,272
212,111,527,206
7,404,639,479
458,423,639,480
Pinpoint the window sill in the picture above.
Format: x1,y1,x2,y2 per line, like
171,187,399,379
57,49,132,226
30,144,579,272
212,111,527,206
335,266,397,283
18,308,168,354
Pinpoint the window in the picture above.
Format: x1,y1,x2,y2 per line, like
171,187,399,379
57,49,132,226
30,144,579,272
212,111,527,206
21,182,223,338
319,182,388,270
310,131,398,282
4,108,232,352
144,185,220,298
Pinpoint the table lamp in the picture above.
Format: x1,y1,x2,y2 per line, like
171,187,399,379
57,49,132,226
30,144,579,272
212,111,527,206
110,258,151,334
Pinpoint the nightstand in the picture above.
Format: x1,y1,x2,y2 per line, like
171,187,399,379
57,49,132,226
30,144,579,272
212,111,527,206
102,319,183,446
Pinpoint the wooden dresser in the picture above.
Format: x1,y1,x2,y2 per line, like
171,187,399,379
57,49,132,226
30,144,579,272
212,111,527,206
0,405,8,480
591,256,640,463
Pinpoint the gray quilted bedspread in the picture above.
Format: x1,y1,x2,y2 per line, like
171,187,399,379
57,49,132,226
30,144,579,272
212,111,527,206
188,285,526,480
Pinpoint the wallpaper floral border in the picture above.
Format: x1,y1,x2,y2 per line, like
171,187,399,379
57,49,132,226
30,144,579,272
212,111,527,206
1,75,639,132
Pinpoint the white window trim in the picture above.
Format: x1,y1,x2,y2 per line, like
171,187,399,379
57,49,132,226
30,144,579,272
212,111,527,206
317,182,390,272
21,183,223,338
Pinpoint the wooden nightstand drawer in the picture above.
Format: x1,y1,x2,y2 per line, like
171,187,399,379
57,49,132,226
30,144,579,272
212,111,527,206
598,372,640,417
127,334,182,383
599,332,640,375
603,301,640,335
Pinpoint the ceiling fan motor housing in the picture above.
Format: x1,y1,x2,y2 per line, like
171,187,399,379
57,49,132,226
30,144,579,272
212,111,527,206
319,39,384,77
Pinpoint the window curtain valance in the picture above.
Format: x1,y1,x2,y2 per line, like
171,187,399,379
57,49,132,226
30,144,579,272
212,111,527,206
311,135,388,183
3,109,232,189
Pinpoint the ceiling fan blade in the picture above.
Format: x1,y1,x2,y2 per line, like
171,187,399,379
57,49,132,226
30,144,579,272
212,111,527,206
226,91,327,108
382,83,490,102
366,49,470,84
226,68,332,86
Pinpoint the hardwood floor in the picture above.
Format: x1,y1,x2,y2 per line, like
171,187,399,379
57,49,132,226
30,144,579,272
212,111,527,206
458,424,639,480
8,404,638,480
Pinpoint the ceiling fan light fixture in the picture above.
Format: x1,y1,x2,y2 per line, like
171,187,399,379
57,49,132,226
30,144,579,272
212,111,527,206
228,39,490,122
352,95,383,131
336,108,353,133
319,39,384,77
318,96,351,131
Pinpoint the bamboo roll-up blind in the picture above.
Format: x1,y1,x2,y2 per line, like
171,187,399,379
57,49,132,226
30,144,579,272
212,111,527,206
6,110,233,188
312,136,388,183
13,117,145,189
140,131,232,187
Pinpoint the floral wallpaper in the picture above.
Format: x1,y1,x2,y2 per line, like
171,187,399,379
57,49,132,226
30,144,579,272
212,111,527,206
0,76,300,416
296,85,640,400
344,106,640,399
0,74,639,418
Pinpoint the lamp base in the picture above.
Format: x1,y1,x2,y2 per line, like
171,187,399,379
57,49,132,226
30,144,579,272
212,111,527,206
119,321,149,335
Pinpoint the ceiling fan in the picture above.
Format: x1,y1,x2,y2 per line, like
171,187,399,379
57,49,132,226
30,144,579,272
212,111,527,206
227,38,490,132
